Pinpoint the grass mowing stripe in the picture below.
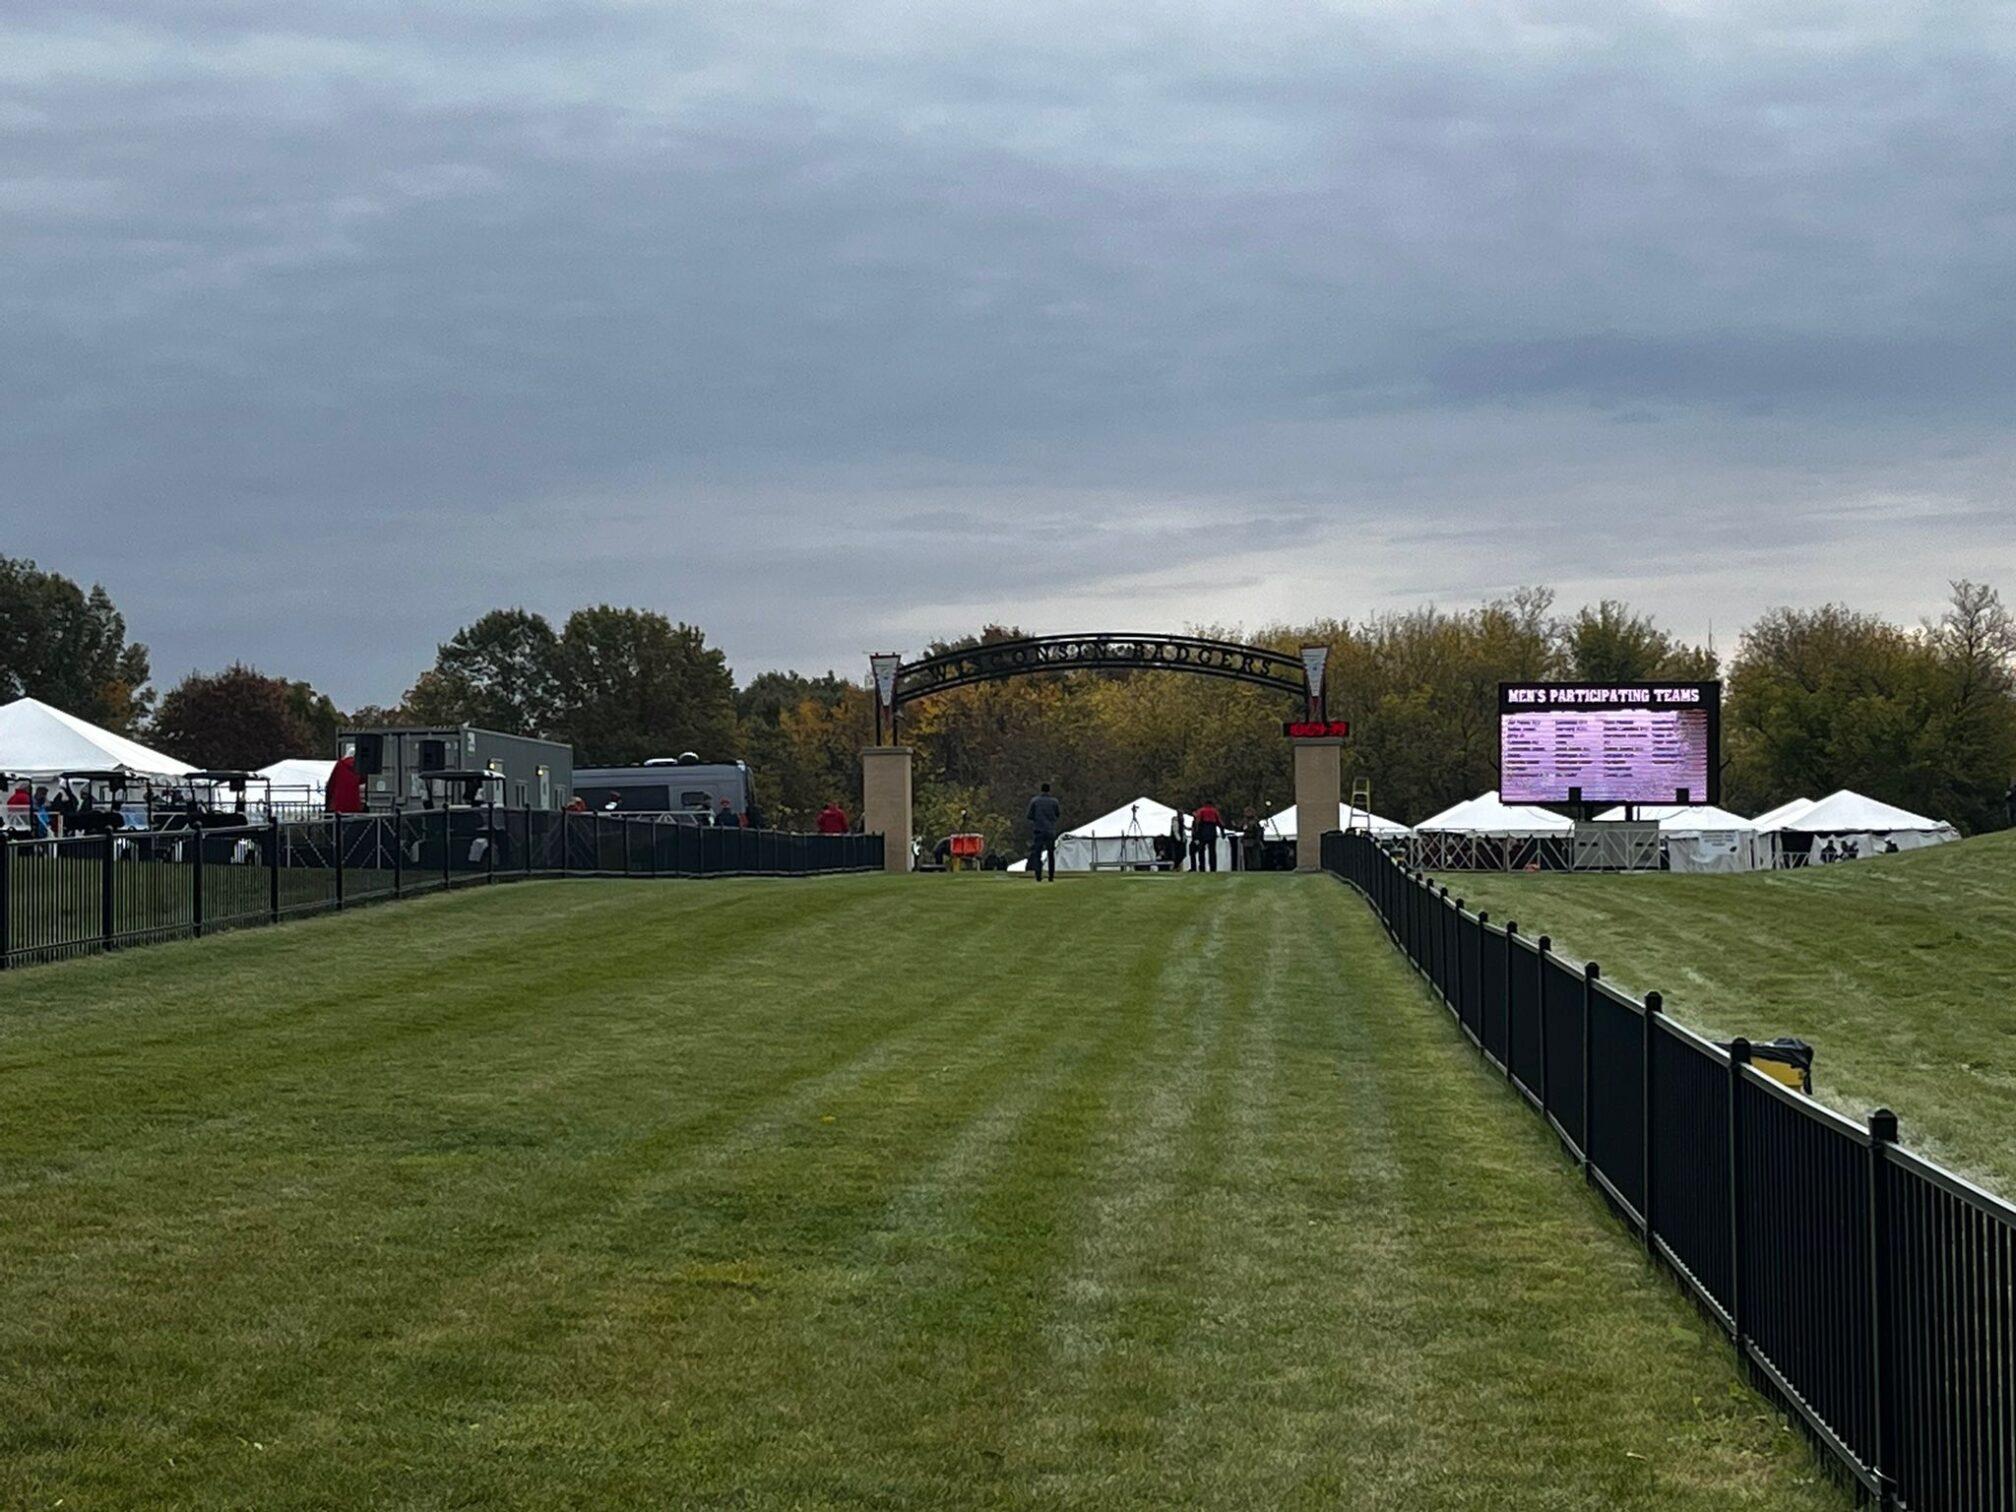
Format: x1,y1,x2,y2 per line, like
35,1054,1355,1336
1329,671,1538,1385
1,874,1849,1509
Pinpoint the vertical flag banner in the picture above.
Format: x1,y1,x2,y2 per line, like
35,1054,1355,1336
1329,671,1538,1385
1299,645,1329,718
870,654,901,710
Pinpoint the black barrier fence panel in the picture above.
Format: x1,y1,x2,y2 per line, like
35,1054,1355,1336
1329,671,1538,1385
1587,979,1647,1219
109,831,195,948
1541,952,1586,1155
1456,908,1483,1041
1507,933,1544,1104
1478,920,1508,1067
1650,1022,1734,1321
1321,828,2016,1507
5,833,111,963
203,826,277,934
1738,1074,1878,1477
5,808,882,971
1887,1152,2016,1512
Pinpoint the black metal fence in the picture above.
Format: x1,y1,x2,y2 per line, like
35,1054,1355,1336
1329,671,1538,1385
1,809,883,971
1324,828,2015,1512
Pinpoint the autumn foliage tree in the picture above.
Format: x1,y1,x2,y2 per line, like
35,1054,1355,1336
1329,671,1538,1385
152,665,342,771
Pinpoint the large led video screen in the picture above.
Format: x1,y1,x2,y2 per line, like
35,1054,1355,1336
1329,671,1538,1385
1499,682,1721,806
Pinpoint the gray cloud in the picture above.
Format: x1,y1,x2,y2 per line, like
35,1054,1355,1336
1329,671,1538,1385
3,1,2013,704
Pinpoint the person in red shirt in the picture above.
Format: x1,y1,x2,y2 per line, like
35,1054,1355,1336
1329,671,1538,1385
324,754,365,814
815,801,850,835
1192,800,1223,872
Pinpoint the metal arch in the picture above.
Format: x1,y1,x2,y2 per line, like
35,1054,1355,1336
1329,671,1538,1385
890,633,1309,709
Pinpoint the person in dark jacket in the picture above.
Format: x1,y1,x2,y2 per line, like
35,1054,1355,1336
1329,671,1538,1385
713,797,741,827
1026,783,1061,880
1192,800,1223,872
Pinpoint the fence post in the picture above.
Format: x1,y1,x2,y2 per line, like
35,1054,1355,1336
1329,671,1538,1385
192,829,205,938
0,836,11,969
440,810,451,890
522,807,533,878
1581,962,1599,1177
268,815,282,923
1536,936,1552,1114
1727,1036,1752,1351
1866,1107,1901,1510
1642,989,1662,1257
392,813,404,897
1502,922,1519,1084
486,802,497,884
334,815,346,911
101,832,116,949
1453,897,1466,1026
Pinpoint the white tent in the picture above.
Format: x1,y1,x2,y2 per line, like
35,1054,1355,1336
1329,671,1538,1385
1769,790,1958,861
257,758,336,813
1008,796,1229,871
1414,791,1572,836
1593,803,1762,873
1752,797,1816,830
1265,801,1410,839
0,696,194,780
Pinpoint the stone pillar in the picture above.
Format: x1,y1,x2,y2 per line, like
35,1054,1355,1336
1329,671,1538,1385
861,746,914,874
1292,737,1344,872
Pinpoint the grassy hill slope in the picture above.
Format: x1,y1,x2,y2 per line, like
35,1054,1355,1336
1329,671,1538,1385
1448,832,2016,1196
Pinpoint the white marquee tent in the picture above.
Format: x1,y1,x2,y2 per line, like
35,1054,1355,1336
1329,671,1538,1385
258,757,335,808
1264,802,1410,839
1752,797,1816,830
1594,802,1762,873
0,696,194,780
1008,796,1229,871
1414,791,1573,836
1766,790,1958,860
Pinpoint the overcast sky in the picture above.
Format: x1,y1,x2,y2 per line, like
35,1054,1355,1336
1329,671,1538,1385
6,1,2014,706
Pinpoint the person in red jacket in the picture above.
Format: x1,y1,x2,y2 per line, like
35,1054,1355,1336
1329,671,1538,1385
1192,800,1223,872
324,754,365,814
815,801,850,835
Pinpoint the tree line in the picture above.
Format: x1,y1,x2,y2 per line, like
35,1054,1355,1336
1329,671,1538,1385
5,555,2013,835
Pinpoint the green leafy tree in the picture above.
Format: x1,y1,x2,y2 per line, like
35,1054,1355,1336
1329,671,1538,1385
152,664,338,770
0,555,153,731
402,608,562,736
550,607,737,765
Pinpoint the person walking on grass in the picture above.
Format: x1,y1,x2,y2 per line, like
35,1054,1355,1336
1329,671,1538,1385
1026,782,1061,880
1192,799,1223,872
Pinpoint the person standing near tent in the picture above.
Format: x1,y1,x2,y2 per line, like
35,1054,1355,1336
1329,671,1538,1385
816,801,849,835
1026,782,1061,881
1240,807,1264,870
1192,799,1223,872
325,753,365,815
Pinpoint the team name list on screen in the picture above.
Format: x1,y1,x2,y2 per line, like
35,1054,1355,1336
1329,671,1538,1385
1497,683,1721,806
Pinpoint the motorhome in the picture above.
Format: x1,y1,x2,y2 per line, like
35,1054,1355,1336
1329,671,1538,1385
571,754,755,822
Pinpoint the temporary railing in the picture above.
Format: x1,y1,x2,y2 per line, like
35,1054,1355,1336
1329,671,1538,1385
0,808,883,971
1324,828,2014,1512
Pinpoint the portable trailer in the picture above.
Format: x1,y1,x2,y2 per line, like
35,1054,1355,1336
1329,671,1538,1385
336,725,573,812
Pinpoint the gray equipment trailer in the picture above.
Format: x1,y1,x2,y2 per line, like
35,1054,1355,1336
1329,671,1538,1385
337,725,574,811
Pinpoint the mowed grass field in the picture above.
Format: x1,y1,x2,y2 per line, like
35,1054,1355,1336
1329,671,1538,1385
1451,831,2016,1196
0,875,1846,1509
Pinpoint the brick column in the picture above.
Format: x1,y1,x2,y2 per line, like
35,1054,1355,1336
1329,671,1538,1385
1292,737,1344,871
